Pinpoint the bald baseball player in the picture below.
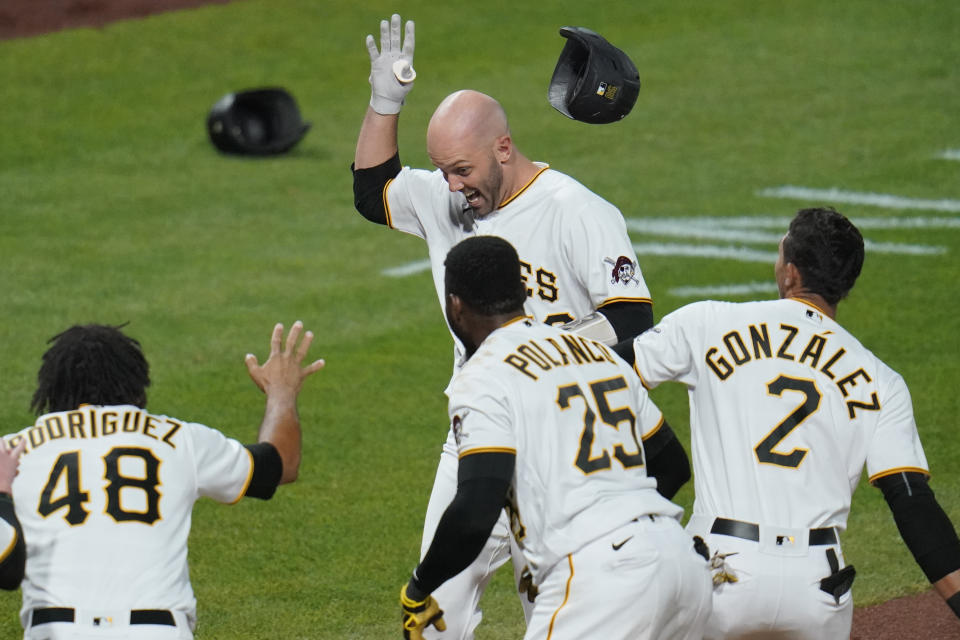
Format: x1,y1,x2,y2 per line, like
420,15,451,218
631,207,960,638
400,235,712,640
0,438,26,591
352,15,689,638
3,321,324,639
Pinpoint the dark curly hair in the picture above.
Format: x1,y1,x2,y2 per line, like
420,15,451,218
444,235,527,315
31,324,150,416
783,207,864,306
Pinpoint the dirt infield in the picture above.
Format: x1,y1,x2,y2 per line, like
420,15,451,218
0,0,237,40
3,1,960,638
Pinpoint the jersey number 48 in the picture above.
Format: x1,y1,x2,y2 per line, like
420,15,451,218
37,447,162,526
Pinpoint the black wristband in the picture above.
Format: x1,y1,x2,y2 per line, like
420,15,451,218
948,591,960,618
406,575,429,602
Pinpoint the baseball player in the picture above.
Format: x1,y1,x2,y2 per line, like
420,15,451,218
3,321,324,639
630,207,960,638
353,15,690,639
400,235,712,640
0,438,26,591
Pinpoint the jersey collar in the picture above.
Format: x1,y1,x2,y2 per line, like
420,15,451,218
498,164,549,209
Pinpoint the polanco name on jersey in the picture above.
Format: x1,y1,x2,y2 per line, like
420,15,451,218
505,332,617,381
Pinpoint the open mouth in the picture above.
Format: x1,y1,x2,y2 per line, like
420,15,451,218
464,190,482,207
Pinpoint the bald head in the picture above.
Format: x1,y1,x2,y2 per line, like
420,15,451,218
426,90,536,217
427,90,509,154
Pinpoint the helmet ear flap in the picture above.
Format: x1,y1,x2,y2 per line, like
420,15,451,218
547,27,641,124
206,87,311,156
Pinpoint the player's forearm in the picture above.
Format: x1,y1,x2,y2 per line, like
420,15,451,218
355,107,399,169
934,569,960,616
599,301,654,366
410,474,511,599
257,392,302,484
875,471,960,617
641,420,691,500
599,300,654,341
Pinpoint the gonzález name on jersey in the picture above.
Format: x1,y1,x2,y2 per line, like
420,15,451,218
704,322,880,419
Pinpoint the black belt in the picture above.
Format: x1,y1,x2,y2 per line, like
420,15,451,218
32,607,175,627
710,517,838,546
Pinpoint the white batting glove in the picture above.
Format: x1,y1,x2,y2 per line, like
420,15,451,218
366,14,416,115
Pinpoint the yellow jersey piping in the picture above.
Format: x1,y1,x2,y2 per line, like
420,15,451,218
383,178,396,228
460,447,517,459
499,165,550,209
229,446,256,505
0,527,17,563
869,467,930,484
546,554,575,639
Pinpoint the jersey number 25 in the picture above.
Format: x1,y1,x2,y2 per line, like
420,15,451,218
558,375,645,474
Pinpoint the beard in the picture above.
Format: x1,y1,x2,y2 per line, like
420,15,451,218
467,154,504,217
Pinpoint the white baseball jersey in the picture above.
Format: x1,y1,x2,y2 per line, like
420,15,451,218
632,297,929,531
447,318,682,583
385,163,650,375
4,404,257,632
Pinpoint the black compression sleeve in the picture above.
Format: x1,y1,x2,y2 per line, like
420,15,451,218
598,300,654,341
0,493,25,590
409,452,514,598
875,472,960,583
351,153,402,225
642,420,691,499
599,301,653,367
243,442,283,500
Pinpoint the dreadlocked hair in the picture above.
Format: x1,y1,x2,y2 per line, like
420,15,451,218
784,207,864,306
31,324,150,416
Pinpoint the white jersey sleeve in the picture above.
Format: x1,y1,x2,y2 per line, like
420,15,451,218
185,422,254,503
865,368,929,481
630,303,703,388
552,175,649,309
384,166,470,241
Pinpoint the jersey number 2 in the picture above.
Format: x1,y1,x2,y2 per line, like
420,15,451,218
754,376,821,468
38,447,162,525
558,376,645,474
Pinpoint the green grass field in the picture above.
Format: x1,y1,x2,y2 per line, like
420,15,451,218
1,0,958,637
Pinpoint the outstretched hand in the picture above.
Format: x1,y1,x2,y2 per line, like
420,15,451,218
245,321,325,398
366,13,416,115
0,438,26,494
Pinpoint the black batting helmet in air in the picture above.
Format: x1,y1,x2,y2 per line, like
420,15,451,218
206,87,310,156
548,27,641,124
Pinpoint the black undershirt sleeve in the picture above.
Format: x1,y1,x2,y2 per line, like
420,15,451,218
599,300,653,367
408,452,515,600
874,472,960,583
243,442,284,500
641,420,691,500
0,493,25,590
351,153,403,225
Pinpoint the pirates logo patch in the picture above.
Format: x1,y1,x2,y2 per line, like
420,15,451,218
451,412,467,446
604,256,640,286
